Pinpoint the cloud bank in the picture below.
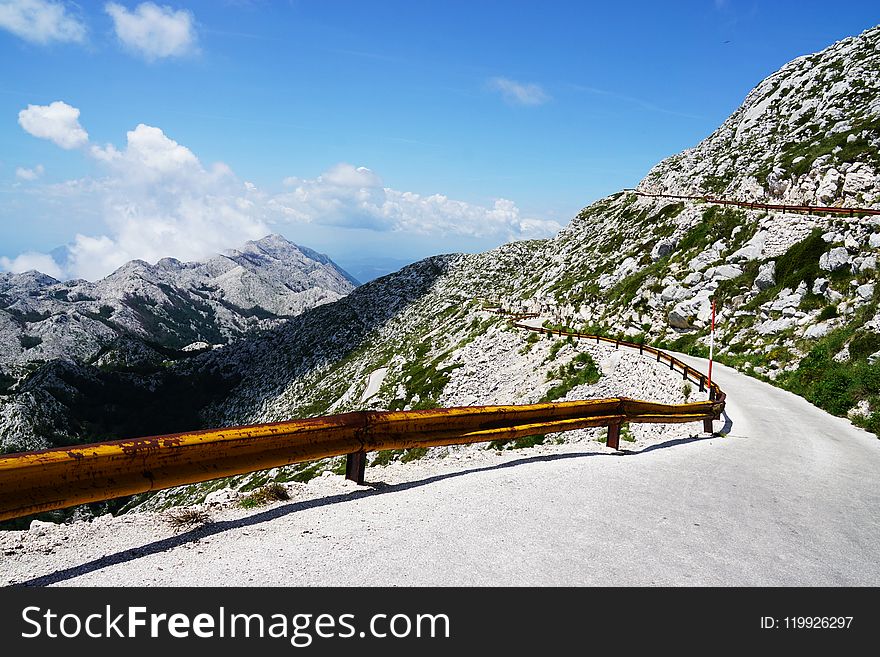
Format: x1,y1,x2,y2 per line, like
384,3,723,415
4,102,562,281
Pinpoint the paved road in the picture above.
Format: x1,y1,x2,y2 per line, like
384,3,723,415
8,347,878,587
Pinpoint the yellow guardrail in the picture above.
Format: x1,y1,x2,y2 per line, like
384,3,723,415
0,309,725,522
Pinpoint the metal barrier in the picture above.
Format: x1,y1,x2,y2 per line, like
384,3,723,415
627,189,880,217
0,310,725,522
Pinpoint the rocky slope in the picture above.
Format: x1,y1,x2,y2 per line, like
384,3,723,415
3,24,880,518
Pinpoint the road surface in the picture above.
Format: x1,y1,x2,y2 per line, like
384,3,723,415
3,352,879,586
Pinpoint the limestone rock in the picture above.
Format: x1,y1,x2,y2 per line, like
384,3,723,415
651,239,676,261
668,310,691,329
856,283,875,301
754,261,776,290
819,247,851,272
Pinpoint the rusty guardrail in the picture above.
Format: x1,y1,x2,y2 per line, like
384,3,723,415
506,316,723,399
0,310,724,522
627,189,880,217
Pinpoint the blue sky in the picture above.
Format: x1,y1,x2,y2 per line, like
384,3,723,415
1,0,878,281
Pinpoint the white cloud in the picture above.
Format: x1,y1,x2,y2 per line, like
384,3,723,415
489,77,550,106
0,0,86,44
0,251,63,279
18,100,88,149
56,122,268,280
105,1,197,60
273,163,562,239
15,164,44,180
5,110,559,281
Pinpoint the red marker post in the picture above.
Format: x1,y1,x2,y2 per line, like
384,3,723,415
707,298,716,394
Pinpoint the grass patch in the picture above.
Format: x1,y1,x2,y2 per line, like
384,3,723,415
519,331,540,354
388,341,462,411
488,434,546,450
239,483,290,509
779,305,880,425
677,206,748,253
401,447,429,463
371,448,428,465
164,508,212,529
818,305,838,321
780,116,880,176
372,449,404,466
543,352,601,402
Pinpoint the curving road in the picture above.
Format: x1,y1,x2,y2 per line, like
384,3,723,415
5,343,879,587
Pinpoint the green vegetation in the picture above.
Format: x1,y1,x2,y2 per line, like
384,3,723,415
488,434,546,450
543,352,602,402
519,331,540,354
661,332,709,358
682,381,693,402
779,116,880,176
736,229,837,314
18,334,42,350
6,308,51,323
818,305,839,321
371,447,429,466
0,371,15,394
608,260,664,306
239,482,290,509
773,229,830,291
677,206,751,253
702,173,731,194
123,285,224,349
388,340,462,411
401,447,429,463
546,335,574,361
768,301,880,436
371,449,403,466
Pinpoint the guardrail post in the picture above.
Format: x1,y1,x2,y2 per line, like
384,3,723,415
703,417,714,434
699,376,705,392
657,351,661,362
606,422,621,450
345,451,366,485
683,366,688,380
639,343,643,355
704,387,717,434
615,339,619,349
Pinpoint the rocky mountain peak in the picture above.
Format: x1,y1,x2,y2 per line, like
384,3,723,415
0,234,358,409
640,24,880,207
